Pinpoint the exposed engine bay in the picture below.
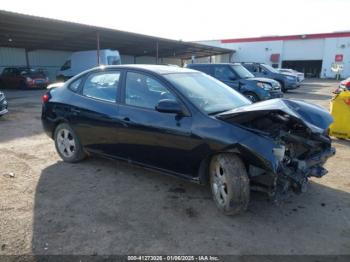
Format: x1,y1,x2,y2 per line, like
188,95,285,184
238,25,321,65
217,99,336,196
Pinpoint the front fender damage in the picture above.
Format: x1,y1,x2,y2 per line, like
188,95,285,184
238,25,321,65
217,99,336,196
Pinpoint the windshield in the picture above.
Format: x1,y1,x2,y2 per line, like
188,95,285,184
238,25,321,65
231,64,254,78
262,64,279,73
164,72,251,114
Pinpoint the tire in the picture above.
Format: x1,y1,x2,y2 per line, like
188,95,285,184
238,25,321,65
209,153,250,215
278,80,287,93
244,92,260,103
54,123,86,163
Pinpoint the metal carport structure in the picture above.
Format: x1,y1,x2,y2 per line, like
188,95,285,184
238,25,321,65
0,10,232,65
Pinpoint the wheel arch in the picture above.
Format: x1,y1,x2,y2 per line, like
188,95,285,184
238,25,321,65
197,145,273,185
51,118,69,138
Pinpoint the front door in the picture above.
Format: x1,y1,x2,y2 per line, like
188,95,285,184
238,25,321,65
117,71,197,175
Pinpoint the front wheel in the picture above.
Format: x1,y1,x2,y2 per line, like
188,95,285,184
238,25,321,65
209,154,250,215
54,123,86,163
244,92,260,103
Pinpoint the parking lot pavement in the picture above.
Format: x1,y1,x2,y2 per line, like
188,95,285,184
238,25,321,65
0,80,349,255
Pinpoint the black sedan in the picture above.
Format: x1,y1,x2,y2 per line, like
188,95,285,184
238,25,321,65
41,65,335,215
0,91,8,117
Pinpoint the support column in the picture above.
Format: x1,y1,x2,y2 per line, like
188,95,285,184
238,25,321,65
25,49,30,67
96,31,100,65
156,41,159,64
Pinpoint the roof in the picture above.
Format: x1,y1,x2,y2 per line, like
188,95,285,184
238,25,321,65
220,32,350,44
186,63,239,66
0,10,232,59
87,64,198,75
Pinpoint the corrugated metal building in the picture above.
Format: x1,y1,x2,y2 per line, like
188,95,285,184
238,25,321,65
0,10,231,82
197,32,350,78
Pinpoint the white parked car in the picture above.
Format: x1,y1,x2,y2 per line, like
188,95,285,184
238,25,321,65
56,49,121,81
278,68,305,82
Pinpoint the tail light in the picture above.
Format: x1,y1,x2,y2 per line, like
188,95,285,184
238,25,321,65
42,93,50,103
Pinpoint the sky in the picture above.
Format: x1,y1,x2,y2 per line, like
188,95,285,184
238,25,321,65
1,0,350,41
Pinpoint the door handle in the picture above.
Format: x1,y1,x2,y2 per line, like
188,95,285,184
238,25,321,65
123,117,130,122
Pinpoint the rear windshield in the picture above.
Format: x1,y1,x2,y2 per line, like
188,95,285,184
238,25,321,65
19,68,45,76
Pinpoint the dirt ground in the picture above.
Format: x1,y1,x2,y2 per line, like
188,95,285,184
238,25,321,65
0,79,349,255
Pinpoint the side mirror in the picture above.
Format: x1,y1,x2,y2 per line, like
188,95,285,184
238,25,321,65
229,76,237,81
155,99,184,115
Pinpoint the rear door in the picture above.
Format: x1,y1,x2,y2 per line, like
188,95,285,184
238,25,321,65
68,69,123,156
117,70,197,175
212,65,240,91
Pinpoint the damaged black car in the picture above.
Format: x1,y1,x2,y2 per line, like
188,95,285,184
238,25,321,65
41,65,335,215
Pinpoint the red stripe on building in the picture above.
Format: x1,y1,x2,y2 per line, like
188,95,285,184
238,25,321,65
221,32,350,43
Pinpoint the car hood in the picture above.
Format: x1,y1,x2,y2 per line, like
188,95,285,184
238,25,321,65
216,98,333,134
281,72,296,77
244,77,277,84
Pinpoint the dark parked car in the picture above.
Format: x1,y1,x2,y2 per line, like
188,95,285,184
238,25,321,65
0,91,8,117
0,67,49,89
42,65,335,215
242,63,299,92
186,63,283,102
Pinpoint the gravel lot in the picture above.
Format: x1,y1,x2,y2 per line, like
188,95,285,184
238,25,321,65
0,79,349,255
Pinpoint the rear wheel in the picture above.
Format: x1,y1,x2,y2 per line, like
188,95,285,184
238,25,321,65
54,123,86,163
244,92,260,103
209,154,250,215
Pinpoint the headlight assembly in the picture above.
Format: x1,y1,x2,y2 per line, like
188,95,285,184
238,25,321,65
257,82,272,90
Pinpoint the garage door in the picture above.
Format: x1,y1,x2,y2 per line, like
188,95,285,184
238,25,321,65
282,60,322,78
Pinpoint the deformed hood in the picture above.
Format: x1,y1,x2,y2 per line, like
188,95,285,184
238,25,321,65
217,98,333,133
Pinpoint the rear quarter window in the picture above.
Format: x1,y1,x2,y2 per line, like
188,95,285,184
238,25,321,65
68,78,82,92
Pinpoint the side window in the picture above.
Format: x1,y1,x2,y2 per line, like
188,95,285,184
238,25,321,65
195,66,213,75
214,66,236,80
82,71,120,102
68,78,82,92
61,60,71,71
125,72,176,110
260,66,268,73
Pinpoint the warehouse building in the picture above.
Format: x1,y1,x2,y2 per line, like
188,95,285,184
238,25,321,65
197,32,350,78
0,10,230,81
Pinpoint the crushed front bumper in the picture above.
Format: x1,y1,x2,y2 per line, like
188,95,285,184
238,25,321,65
278,147,336,193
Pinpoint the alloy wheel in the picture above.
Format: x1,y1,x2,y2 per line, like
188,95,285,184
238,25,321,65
212,162,229,207
56,128,76,158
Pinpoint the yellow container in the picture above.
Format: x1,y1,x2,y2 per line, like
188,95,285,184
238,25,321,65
329,90,350,139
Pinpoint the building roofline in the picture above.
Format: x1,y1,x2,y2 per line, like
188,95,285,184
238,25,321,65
220,32,350,44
